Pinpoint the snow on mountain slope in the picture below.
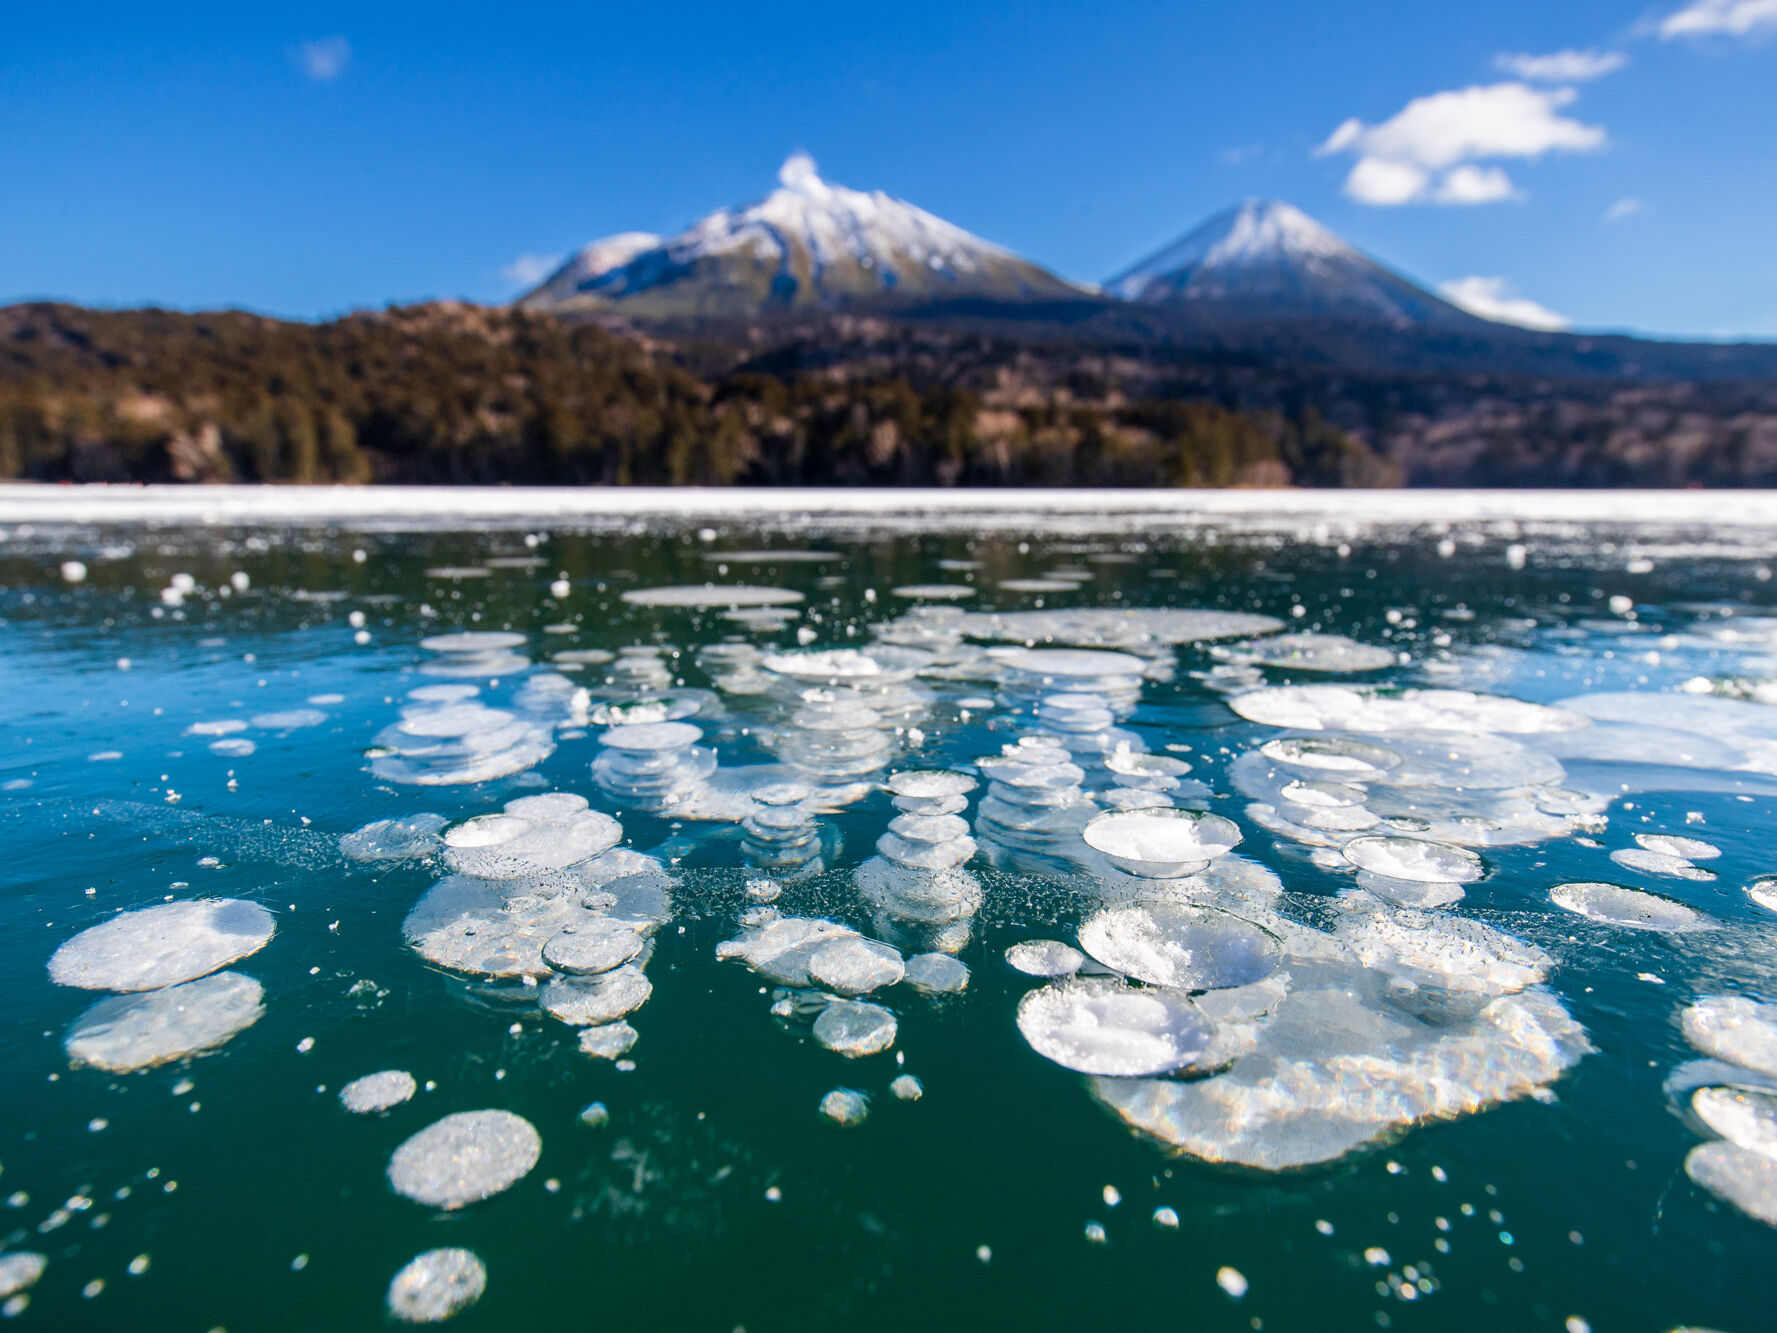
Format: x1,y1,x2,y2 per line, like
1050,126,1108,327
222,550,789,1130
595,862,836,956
1105,199,1478,328
522,154,1081,315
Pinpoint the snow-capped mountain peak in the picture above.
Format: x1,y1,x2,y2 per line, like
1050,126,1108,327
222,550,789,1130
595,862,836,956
521,155,1079,315
1106,200,1352,300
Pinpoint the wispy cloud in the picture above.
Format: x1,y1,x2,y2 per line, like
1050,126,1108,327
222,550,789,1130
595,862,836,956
1440,276,1571,330
1659,0,1777,38
1494,49,1628,82
1319,83,1605,207
1218,144,1264,166
296,36,351,82
500,253,563,288
1605,197,1645,221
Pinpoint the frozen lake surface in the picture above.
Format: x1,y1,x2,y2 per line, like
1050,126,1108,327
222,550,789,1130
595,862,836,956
3,487,1777,1329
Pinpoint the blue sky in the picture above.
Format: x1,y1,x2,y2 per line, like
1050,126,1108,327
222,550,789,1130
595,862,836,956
3,1,1775,337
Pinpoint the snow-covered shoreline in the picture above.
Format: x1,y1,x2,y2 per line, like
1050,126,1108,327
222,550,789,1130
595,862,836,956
2,484,1776,532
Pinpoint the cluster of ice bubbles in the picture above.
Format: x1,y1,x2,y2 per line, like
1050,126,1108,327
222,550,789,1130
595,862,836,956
1668,997,1777,1226
371,682,555,786
856,770,982,953
184,704,331,758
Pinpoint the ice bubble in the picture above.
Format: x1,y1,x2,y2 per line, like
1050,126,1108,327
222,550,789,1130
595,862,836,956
902,952,970,994
251,708,327,730
1259,735,1402,775
1017,976,1213,1077
890,1073,923,1100
1694,1087,1777,1160
50,899,275,992
1550,882,1710,932
1684,998,1777,1077
60,560,87,583
386,1247,487,1323
701,549,837,563
806,939,905,994
577,1022,640,1059
209,738,256,757
998,579,1082,593
1005,940,1086,977
920,607,1283,650
819,1088,870,1125
623,585,804,608
1340,911,1550,997
0,1253,46,1299
443,801,621,878
1078,903,1282,992
540,965,652,1026
892,585,976,600
187,718,249,737
387,1110,540,1209
420,632,525,653
341,814,447,862
1685,1141,1777,1226
1342,836,1484,884
886,770,978,801
717,916,859,987
1215,633,1395,673
1279,778,1366,808
813,1001,898,1057
543,919,648,975
65,972,264,1072
1637,833,1721,860
1082,809,1242,878
579,1102,610,1128
1749,875,1777,913
340,1070,418,1114
1610,848,1715,881
1232,686,1583,736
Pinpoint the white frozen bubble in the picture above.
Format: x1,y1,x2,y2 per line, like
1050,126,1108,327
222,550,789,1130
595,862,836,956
1637,833,1721,861
916,606,1283,650
998,579,1082,593
1694,1087,1777,1161
0,1253,46,1300
1231,685,1584,736
1550,882,1710,933
1017,976,1212,1077
701,549,837,563
386,1247,487,1323
902,952,970,994
813,1001,898,1057
1748,875,1777,913
540,965,653,1026
577,1022,640,1059
543,919,647,975
1082,809,1242,878
1610,848,1715,881
341,814,447,862
340,1070,419,1114
1078,904,1282,992
1342,836,1484,885
806,939,905,995
50,899,275,992
1684,997,1777,1077
1259,735,1402,775
1215,632,1395,673
186,718,249,737
717,916,859,987
209,738,257,757
65,972,264,1073
443,800,621,878
1339,911,1550,997
892,585,976,600
1685,1141,1777,1226
819,1088,870,1126
622,585,804,608
1005,940,1086,977
420,632,525,653
251,708,327,730
387,1110,540,1210
890,1073,923,1100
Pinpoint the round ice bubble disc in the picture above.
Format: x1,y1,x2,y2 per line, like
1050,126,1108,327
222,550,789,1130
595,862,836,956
1341,836,1484,885
577,1022,640,1059
1005,939,1085,977
1105,751,1192,781
752,782,813,807
812,1001,898,1057
1694,1087,1777,1160
1610,847,1715,880
1258,736,1402,774
0,1251,46,1299
502,792,590,820
420,632,527,654
1016,976,1213,1077
542,920,648,975
886,770,978,800
1684,997,1777,1076
540,966,653,1026
1218,632,1397,673
1550,882,1710,932
49,899,276,992
64,971,264,1072
1635,832,1721,861
902,953,970,994
601,721,702,752
387,1247,487,1324
886,814,970,845
892,584,976,600
387,1110,541,1210
442,814,532,850
1078,903,1282,992
806,939,905,995
622,585,804,608
1685,1141,1777,1226
1082,809,1242,877
1749,875,1777,914
340,1070,419,1115
1278,778,1366,808
996,647,1148,678
819,1088,870,1125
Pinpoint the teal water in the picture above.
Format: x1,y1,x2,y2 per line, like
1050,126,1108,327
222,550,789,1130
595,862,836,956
2,512,1776,1332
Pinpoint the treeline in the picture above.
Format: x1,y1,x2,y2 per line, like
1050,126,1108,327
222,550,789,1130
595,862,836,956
0,302,1392,487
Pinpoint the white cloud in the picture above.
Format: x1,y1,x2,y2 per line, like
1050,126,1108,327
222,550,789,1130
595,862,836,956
297,36,351,81
1604,197,1645,221
1440,276,1572,331
1494,49,1628,81
1319,82,1605,207
1659,0,1777,38
500,253,563,288
1434,164,1518,204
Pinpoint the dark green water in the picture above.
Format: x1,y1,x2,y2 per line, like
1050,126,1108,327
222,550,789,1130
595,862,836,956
2,510,1776,1332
